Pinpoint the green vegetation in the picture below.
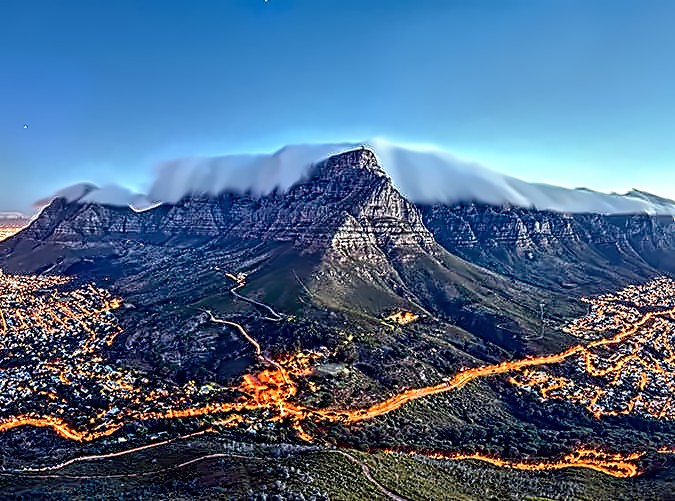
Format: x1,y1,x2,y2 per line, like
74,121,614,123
1,433,672,500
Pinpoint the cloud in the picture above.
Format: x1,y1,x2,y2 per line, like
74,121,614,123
37,139,675,216
370,140,673,214
34,182,158,212
147,143,357,203
80,185,138,206
34,182,98,207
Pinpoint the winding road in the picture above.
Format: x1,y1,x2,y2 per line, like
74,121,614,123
226,272,283,321
1,272,672,480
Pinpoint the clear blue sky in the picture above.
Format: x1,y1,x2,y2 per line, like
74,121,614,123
2,0,675,211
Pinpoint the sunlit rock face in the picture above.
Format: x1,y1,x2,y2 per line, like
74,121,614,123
13,147,675,282
14,149,438,261
229,148,436,259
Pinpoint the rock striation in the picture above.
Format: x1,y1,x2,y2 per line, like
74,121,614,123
419,203,675,286
15,147,675,284
19,149,436,261
419,203,675,255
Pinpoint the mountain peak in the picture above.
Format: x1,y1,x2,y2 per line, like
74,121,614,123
322,147,383,173
15,143,438,265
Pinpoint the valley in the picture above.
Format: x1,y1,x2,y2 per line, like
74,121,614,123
0,270,673,484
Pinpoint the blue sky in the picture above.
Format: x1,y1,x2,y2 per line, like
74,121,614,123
2,0,675,211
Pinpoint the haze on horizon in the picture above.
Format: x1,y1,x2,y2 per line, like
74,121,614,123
2,0,675,212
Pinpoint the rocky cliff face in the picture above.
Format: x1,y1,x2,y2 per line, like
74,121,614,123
419,204,579,251
419,203,675,288
22,198,170,242
420,203,675,254
229,149,435,260
18,148,675,289
19,149,437,261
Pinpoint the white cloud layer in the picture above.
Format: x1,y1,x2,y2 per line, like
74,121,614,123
38,139,675,215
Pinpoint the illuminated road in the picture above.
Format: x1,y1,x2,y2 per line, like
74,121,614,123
3,451,265,480
383,448,646,478
205,309,263,358
1,272,673,478
173,274,675,477
19,430,213,472
2,445,659,486
226,272,283,321
509,278,675,420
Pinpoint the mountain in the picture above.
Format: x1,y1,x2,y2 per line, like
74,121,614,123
3,148,573,362
25,143,673,300
7,146,674,382
38,139,675,216
19,145,675,294
3,147,675,500
420,203,675,291
22,149,433,252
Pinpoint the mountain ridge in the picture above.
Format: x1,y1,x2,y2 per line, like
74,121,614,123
18,149,435,258
18,148,675,289
36,141,675,216
3,146,674,489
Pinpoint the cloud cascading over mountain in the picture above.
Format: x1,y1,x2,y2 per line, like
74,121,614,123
38,139,675,216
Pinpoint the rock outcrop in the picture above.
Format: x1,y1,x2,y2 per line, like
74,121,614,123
18,149,437,261
16,148,675,287
419,203,675,288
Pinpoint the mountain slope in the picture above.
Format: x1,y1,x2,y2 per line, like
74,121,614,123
3,148,573,361
419,203,675,293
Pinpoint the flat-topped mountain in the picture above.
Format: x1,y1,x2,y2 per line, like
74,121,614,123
4,146,673,369
13,147,675,291
3,148,567,360
20,149,435,258
3,147,675,501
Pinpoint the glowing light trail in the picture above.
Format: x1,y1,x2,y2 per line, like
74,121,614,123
0,272,673,478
